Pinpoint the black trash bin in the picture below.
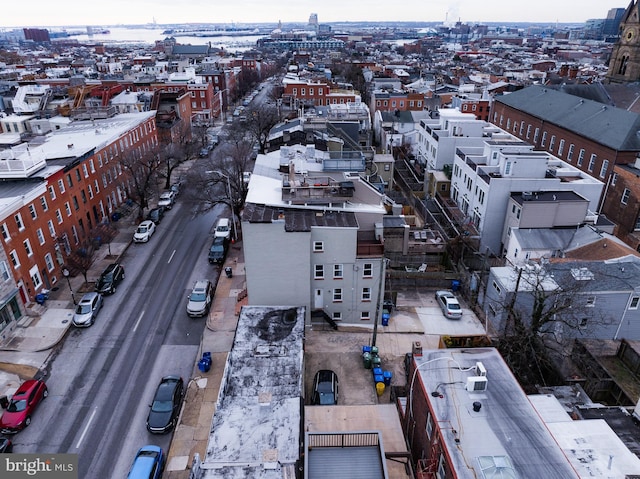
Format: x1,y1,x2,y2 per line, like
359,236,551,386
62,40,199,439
225,267,233,278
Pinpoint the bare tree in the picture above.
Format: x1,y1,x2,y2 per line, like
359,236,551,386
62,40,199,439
488,263,612,391
65,238,97,285
118,145,162,221
243,103,281,153
186,136,253,218
160,122,199,189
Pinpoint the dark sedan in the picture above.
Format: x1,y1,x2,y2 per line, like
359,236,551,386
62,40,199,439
311,370,339,406
95,263,125,295
146,376,184,434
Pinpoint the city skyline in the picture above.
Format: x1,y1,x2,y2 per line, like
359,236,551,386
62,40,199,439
1,0,630,28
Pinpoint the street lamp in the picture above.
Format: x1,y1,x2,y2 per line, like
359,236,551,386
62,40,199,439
62,268,76,305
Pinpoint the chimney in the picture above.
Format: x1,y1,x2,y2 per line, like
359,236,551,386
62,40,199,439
288,160,296,184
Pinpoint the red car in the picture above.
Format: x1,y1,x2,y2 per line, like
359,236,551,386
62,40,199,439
0,380,48,434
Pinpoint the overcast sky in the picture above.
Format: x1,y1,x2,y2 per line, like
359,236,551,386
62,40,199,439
0,1,630,28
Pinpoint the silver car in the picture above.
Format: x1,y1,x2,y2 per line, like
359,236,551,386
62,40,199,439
435,290,463,319
186,280,213,318
72,292,104,327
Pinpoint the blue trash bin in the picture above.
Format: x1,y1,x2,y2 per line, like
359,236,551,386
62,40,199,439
382,312,390,326
362,345,372,354
452,280,461,292
373,367,383,377
198,358,211,373
383,370,393,386
202,352,211,362
374,374,384,384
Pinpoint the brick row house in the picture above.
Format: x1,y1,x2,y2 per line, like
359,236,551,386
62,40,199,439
0,111,157,335
491,85,640,249
281,76,360,108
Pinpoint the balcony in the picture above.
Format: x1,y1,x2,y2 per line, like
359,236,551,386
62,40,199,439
0,145,47,178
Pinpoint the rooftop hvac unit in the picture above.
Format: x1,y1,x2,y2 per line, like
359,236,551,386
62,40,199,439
475,362,487,377
466,376,488,392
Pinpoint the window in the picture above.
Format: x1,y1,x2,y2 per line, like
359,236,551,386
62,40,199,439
65,202,72,216
313,241,324,252
44,253,54,272
72,196,79,211
332,311,342,321
1,223,9,241
48,220,56,237
23,239,33,257
9,250,19,268
588,154,597,172
36,228,45,245
40,196,48,212
599,160,609,179
75,169,81,182
526,125,532,139
58,179,65,194
30,265,42,289
333,288,343,302
567,144,575,161
82,164,89,178
66,174,73,188
363,263,373,278
333,264,343,279
622,188,631,205
0,261,9,281
549,135,555,152
28,204,37,220
611,173,618,186
577,149,585,166
558,139,565,156
492,281,502,295
630,296,640,310
48,185,56,200
533,128,540,143
360,311,370,320
14,213,24,231
541,131,547,147
362,287,371,301
314,264,324,279
426,411,433,438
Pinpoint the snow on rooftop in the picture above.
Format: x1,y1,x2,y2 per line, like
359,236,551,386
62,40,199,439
201,306,305,478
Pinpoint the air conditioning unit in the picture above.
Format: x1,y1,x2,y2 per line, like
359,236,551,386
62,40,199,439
475,361,487,377
466,376,488,392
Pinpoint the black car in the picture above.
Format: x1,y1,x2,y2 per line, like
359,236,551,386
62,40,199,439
95,263,125,295
311,370,339,405
146,376,184,434
147,207,165,225
0,437,12,453
208,237,228,264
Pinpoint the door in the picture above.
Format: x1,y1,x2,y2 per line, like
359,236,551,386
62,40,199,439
314,289,323,310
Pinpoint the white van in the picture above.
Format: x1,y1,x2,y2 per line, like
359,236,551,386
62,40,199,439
214,217,231,240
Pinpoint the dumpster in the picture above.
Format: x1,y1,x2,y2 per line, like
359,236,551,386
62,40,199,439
373,367,383,377
362,352,372,369
383,370,393,386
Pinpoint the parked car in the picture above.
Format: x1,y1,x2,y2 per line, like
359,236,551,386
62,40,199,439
72,292,103,327
146,376,184,434
435,290,463,319
133,220,156,243
0,379,48,434
158,191,175,210
170,181,182,197
0,437,12,453
96,263,125,295
147,207,165,225
126,445,164,479
199,147,210,158
208,237,229,264
186,280,213,318
214,217,232,240
311,370,339,405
